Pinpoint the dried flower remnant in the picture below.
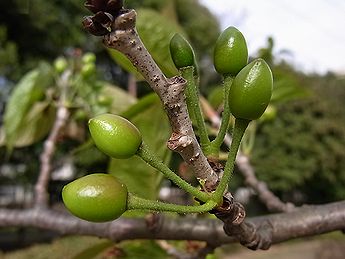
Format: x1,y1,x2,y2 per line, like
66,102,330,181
84,0,123,14
82,0,125,36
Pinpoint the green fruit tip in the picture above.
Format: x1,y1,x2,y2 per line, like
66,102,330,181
214,26,248,76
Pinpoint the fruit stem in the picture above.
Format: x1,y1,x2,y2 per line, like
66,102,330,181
127,193,217,213
211,118,250,204
137,143,210,202
181,66,210,150
210,75,234,153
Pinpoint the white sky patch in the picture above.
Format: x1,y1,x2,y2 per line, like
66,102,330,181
200,0,345,74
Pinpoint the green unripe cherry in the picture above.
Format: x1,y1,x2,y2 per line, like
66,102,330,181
88,113,142,159
97,95,113,106
62,173,128,222
214,26,248,76
229,58,273,120
81,63,96,78
169,33,196,70
82,52,96,64
54,57,68,73
74,109,88,121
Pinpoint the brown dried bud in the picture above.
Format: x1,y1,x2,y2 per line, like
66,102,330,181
83,0,124,36
82,16,111,36
85,0,123,15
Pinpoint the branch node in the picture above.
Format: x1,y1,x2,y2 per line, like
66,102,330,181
217,201,246,225
167,133,193,151
232,202,246,225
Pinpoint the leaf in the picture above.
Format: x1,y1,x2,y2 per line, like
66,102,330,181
271,78,309,104
108,8,185,78
1,236,111,259
101,83,137,114
72,241,113,259
3,64,53,150
5,101,56,147
108,50,144,79
121,93,159,118
108,95,171,199
119,240,169,259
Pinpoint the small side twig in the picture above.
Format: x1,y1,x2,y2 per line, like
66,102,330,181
34,72,70,208
201,97,294,213
127,73,137,98
236,154,295,212
156,240,190,259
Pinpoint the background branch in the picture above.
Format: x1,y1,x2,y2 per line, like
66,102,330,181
1,201,344,249
236,154,295,212
34,71,71,208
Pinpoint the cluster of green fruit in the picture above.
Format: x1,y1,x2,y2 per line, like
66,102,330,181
62,114,139,222
62,26,273,222
171,27,273,121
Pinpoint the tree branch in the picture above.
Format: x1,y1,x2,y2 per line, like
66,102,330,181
0,208,230,246
34,71,70,208
102,10,219,191
1,201,345,249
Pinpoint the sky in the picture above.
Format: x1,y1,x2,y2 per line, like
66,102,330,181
200,0,345,74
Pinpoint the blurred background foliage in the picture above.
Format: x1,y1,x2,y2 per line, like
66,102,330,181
0,0,345,256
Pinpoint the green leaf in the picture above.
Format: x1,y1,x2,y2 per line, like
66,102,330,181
121,93,159,119
119,240,169,259
108,95,171,199
2,101,56,148
108,9,185,78
72,241,113,259
271,79,309,104
1,236,111,259
108,50,144,79
3,64,53,150
101,83,137,114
